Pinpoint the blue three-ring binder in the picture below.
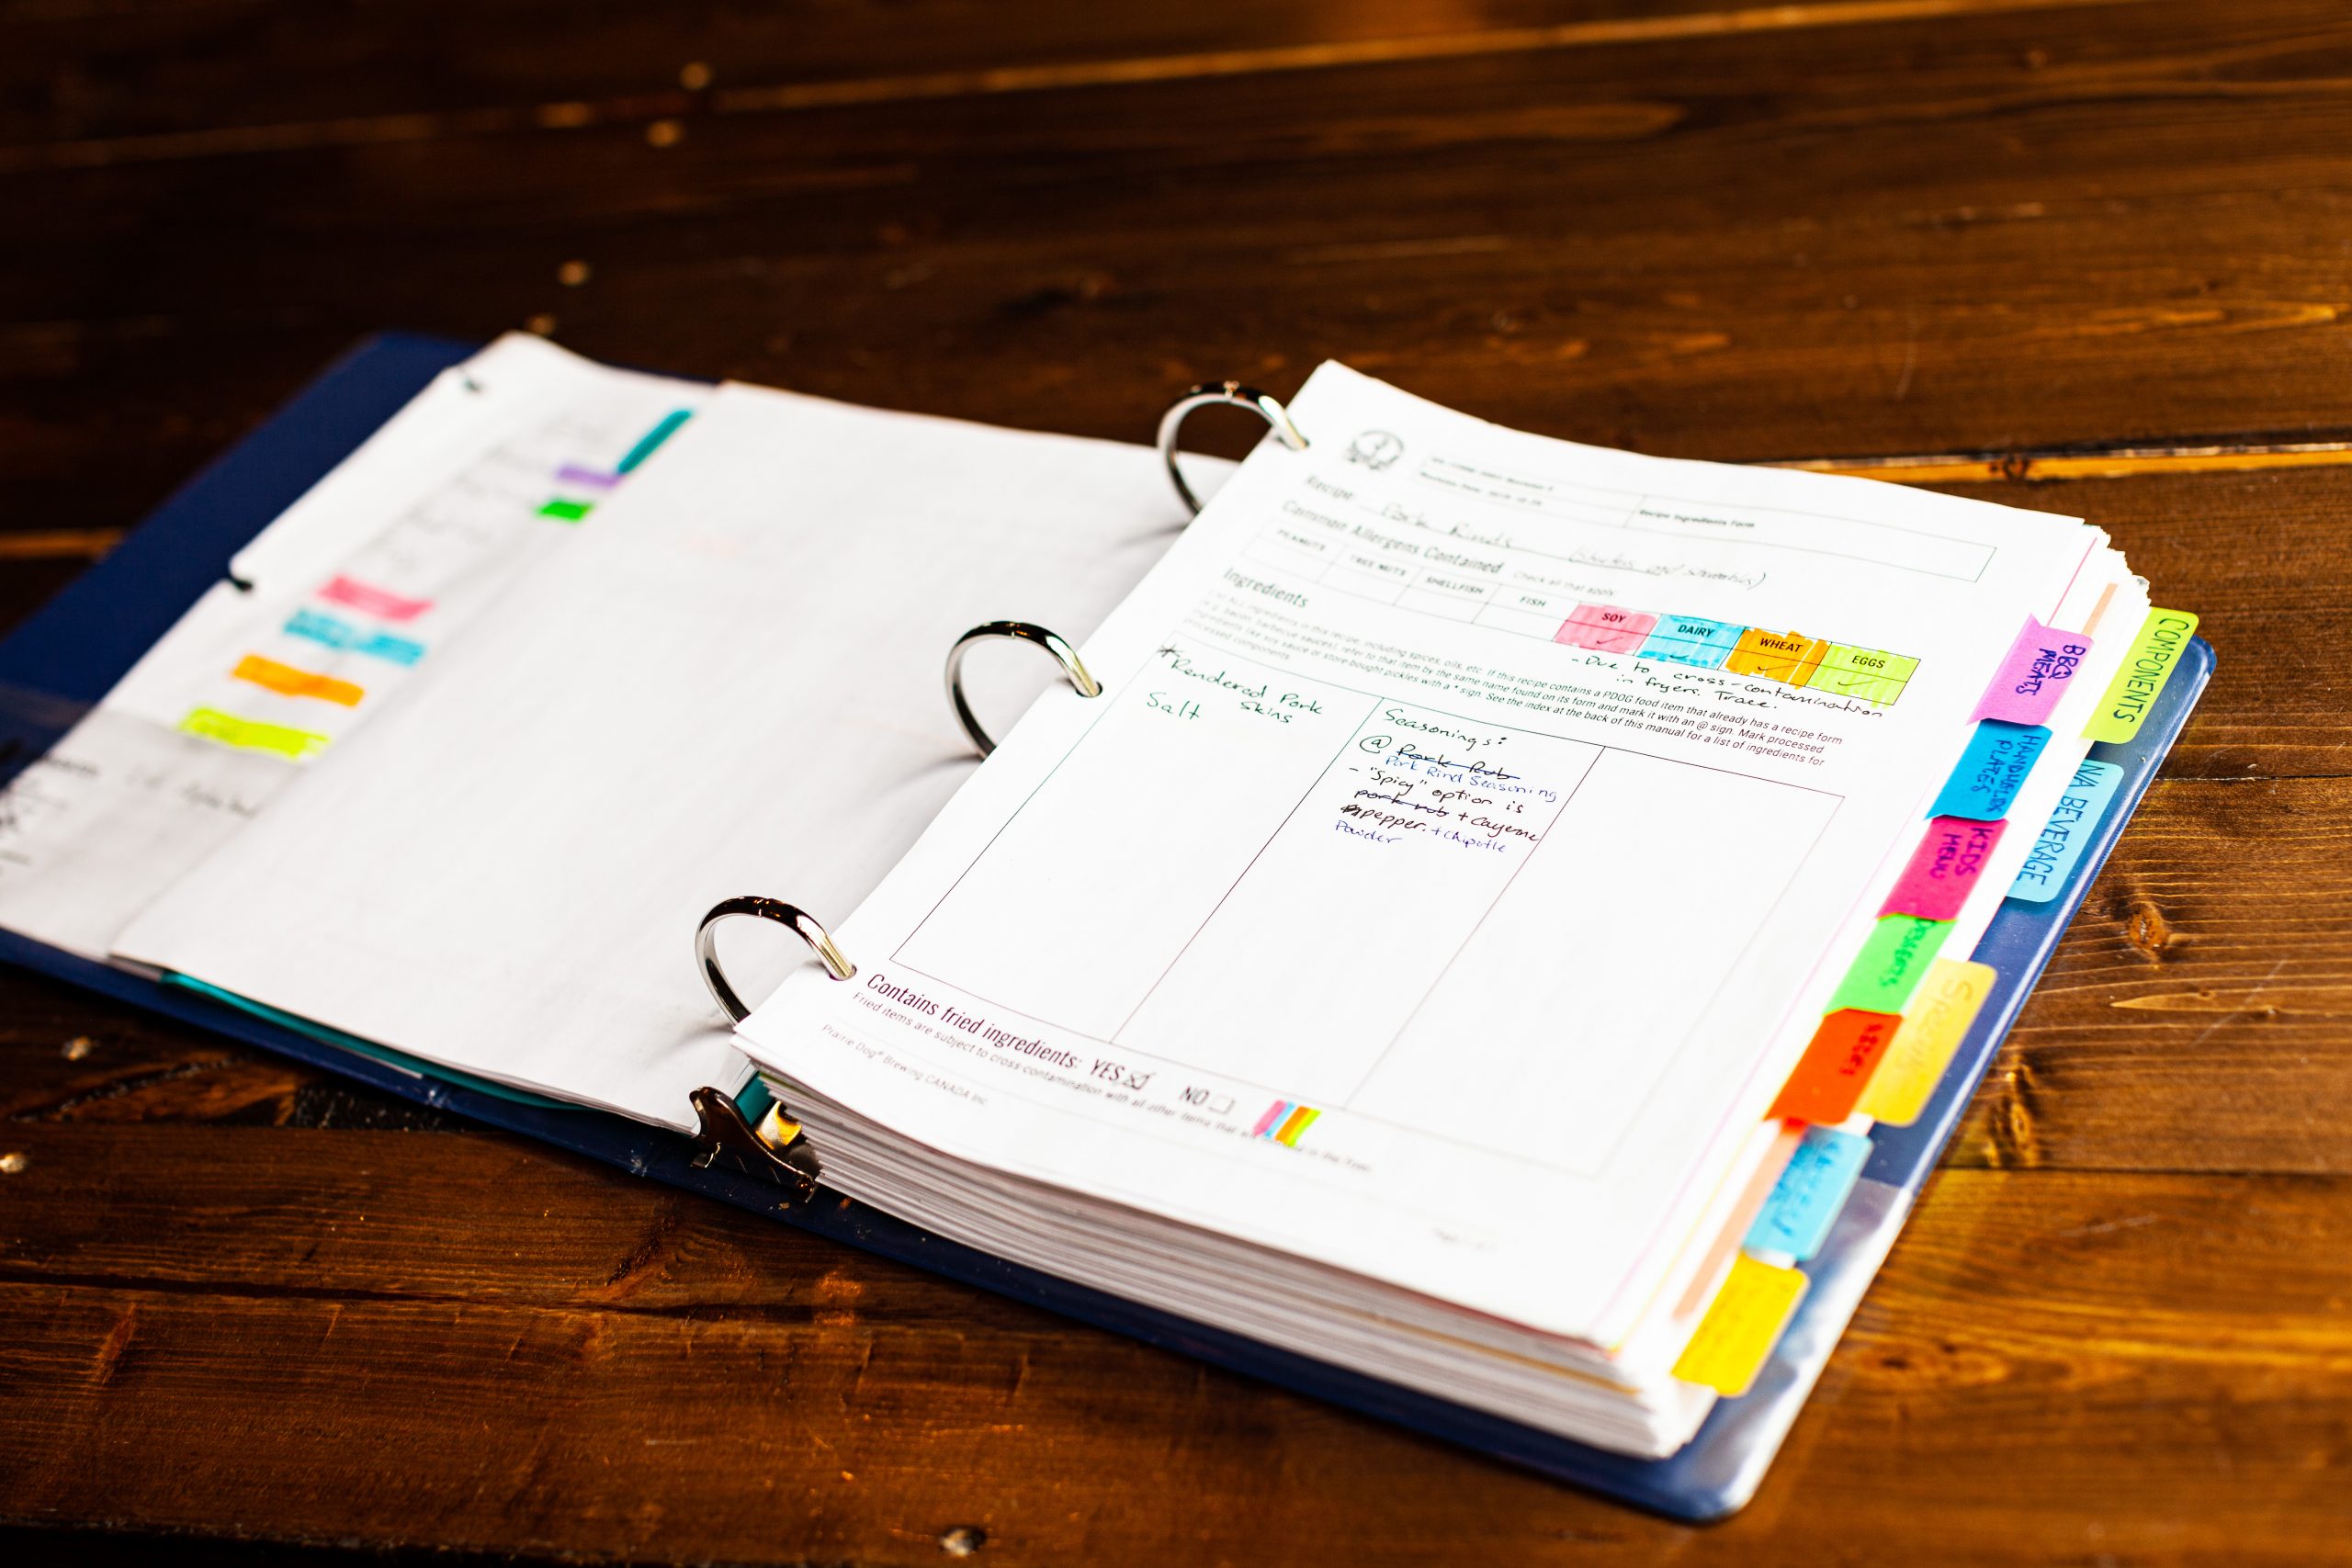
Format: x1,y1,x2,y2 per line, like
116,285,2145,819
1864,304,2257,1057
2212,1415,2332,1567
0,335,2212,1520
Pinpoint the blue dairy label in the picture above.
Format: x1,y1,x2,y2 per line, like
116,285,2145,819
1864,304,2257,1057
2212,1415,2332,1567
2007,760,2126,904
1929,719,2051,821
1744,1126,1871,1263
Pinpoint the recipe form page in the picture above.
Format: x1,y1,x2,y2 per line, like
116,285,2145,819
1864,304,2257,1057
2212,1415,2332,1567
739,363,2104,1342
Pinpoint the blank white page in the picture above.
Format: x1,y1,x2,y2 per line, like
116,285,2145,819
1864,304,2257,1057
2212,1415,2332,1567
115,382,1196,1130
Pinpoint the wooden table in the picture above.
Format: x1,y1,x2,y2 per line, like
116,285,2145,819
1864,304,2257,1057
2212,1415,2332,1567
6,1,2350,1561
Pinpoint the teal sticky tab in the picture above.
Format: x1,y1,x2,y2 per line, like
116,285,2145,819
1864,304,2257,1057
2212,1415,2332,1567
161,973,577,1110
1929,719,2050,820
1746,1126,1871,1261
2007,759,2126,904
1828,914,1952,1013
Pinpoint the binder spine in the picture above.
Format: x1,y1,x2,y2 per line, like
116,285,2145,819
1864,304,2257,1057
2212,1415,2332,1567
1156,380,1308,515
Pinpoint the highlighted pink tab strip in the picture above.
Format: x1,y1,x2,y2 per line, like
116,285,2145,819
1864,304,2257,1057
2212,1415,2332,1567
1972,616,2093,726
319,575,434,622
1883,817,2006,921
1555,604,1658,654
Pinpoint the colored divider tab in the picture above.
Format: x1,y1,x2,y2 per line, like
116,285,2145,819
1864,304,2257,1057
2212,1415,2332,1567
1771,1009,1902,1123
1928,720,2049,820
1857,959,1996,1126
179,706,329,761
1724,627,1826,686
1555,603,1658,654
2084,608,2199,743
1672,1254,1809,1397
1807,644,1919,707
319,575,433,622
1883,816,2007,921
2007,760,2125,904
1636,615,1744,669
1973,616,2093,727
1828,915,1953,1015
1744,1126,1871,1263
231,654,364,707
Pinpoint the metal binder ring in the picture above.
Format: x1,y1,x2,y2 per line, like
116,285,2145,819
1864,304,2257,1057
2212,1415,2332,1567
696,897,854,1023
1157,380,1309,516
944,620,1102,758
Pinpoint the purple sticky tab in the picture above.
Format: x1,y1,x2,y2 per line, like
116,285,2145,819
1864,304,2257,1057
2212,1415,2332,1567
1972,616,2093,726
1883,816,2006,920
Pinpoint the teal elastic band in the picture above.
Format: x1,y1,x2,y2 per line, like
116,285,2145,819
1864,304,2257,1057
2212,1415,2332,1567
161,973,580,1111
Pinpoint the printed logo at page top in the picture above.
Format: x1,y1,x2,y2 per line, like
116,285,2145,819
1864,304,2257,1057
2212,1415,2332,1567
1344,430,1404,470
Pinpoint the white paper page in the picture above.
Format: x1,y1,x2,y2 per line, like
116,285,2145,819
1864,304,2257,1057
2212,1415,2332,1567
0,336,705,959
113,382,1198,1131
736,361,2106,1343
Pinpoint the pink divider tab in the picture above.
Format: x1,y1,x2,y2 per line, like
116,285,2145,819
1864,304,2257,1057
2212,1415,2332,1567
1972,616,2093,726
319,575,435,622
1555,603,1658,653
1882,817,2006,921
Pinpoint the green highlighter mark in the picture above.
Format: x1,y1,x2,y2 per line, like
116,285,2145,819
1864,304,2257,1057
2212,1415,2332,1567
537,498,594,522
180,706,330,761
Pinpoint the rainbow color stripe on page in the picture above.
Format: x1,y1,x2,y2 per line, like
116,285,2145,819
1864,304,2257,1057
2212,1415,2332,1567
1250,1100,1320,1148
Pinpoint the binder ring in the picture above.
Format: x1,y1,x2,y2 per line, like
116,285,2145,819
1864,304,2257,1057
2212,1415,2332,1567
944,620,1102,758
696,897,854,1023
1157,381,1309,516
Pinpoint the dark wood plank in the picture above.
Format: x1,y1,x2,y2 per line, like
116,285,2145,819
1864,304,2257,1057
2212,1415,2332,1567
15,0,2352,545
0,0,1769,146
2,1124,2346,1562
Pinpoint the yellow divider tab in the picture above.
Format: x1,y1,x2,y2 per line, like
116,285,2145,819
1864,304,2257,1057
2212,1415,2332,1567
1857,958,1997,1127
1672,1254,1809,1397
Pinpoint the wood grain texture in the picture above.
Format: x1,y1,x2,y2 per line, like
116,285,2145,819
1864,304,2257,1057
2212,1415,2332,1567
2,1125,2350,1564
4,0,2351,1560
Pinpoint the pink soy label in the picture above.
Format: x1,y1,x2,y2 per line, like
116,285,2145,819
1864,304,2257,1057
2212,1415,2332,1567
1973,616,2093,726
1883,817,2007,921
1555,603,1658,654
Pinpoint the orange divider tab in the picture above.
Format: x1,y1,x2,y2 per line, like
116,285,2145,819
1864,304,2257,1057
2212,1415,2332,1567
1724,627,1826,686
1771,1009,1901,1124
232,654,365,707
